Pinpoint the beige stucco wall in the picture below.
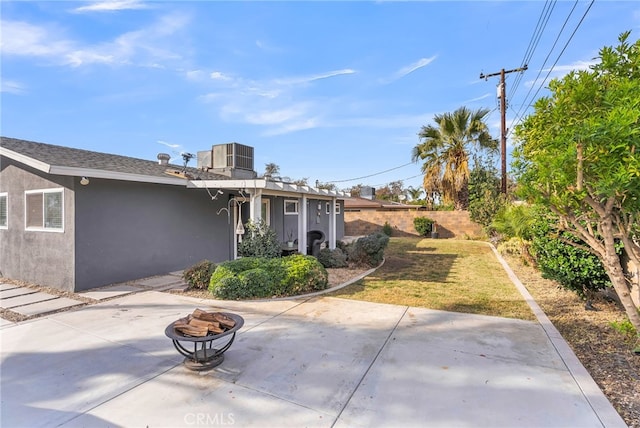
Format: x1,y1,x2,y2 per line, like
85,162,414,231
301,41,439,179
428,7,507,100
344,209,484,239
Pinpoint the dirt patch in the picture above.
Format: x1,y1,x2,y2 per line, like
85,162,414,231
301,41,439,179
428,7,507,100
504,255,640,428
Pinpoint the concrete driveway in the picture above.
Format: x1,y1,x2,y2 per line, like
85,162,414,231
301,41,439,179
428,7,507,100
0,289,627,428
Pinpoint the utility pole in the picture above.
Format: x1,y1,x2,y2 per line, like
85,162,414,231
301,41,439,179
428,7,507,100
479,65,527,194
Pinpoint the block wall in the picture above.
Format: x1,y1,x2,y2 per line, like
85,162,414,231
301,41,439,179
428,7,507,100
344,210,484,239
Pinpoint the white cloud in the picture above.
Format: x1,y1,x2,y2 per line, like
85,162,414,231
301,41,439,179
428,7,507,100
210,71,233,81
0,20,73,57
461,93,492,104
274,69,356,86
1,13,190,68
1,80,27,95
543,60,595,74
254,39,286,54
157,140,181,149
185,70,204,81
383,55,438,83
245,105,310,126
72,0,150,13
196,67,357,136
263,118,320,136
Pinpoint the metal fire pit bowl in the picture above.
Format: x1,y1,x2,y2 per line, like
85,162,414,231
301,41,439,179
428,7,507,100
165,312,244,371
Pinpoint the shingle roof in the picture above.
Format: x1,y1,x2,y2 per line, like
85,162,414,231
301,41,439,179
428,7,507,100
0,136,229,182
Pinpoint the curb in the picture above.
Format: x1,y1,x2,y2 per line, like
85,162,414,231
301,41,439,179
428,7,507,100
489,243,627,428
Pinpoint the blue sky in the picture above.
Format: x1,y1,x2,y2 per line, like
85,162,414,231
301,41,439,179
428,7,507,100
2,1,639,192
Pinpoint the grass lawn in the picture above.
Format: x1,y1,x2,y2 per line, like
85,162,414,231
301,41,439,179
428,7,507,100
328,237,536,321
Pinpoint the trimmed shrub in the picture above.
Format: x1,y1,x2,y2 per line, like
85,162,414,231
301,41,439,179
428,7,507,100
529,212,612,298
281,254,328,294
209,255,327,299
382,221,393,236
182,260,215,290
348,232,389,267
317,248,348,268
238,219,281,258
413,217,434,236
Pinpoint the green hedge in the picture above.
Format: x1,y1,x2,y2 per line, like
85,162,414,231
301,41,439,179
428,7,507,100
413,217,434,236
530,213,612,298
209,255,328,299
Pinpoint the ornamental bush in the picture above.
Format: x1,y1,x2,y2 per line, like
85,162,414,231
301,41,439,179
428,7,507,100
348,232,389,267
413,217,434,236
209,255,327,299
237,219,281,258
529,212,612,298
182,260,215,290
382,221,393,236
317,247,348,268
280,254,328,294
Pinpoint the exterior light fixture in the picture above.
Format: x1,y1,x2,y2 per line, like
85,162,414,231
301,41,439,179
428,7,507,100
80,177,90,186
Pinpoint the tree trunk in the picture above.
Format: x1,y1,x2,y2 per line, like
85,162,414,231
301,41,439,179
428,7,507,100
601,221,640,332
455,182,469,211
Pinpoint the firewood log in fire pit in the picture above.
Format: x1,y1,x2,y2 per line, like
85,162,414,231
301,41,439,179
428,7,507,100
173,309,237,337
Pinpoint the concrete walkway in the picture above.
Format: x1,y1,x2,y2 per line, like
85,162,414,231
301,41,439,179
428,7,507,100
0,271,186,323
0,288,627,428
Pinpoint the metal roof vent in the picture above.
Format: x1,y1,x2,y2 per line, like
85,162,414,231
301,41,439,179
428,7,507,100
157,153,171,165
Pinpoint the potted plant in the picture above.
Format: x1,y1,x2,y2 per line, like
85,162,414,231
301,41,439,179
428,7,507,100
286,230,296,248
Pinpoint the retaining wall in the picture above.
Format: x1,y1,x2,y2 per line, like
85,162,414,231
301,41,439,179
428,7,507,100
344,210,483,239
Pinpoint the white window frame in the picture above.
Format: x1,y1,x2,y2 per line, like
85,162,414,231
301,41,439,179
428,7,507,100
284,200,299,215
0,192,7,230
24,188,64,232
325,202,330,214
335,202,341,214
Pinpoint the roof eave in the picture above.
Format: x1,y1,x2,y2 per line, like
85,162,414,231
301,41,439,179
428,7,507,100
49,166,189,186
0,146,51,173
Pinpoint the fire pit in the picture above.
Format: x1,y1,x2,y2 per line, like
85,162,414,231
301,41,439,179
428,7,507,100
165,309,244,371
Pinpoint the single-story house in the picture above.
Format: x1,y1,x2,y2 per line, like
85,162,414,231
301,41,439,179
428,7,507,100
0,137,345,292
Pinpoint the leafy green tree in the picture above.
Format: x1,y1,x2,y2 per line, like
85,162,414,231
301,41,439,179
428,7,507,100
412,106,498,210
468,156,506,229
513,32,640,331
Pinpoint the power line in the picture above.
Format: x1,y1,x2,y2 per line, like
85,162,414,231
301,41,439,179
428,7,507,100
509,0,557,101
526,0,594,107
509,0,580,135
326,162,414,183
369,173,424,189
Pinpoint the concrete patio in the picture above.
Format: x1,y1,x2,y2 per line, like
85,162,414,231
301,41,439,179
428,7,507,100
0,287,627,427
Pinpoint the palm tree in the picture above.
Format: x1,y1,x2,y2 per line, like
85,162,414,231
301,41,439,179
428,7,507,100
406,186,424,202
411,106,497,210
